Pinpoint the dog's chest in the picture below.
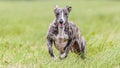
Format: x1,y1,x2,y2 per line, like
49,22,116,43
54,33,68,52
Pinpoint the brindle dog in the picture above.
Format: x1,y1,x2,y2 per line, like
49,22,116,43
46,5,86,60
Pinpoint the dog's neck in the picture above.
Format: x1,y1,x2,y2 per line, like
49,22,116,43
58,26,64,36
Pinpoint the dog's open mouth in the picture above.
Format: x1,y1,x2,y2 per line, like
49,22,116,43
59,24,64,29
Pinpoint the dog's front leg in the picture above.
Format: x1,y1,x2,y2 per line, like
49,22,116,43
60,39,75,59
47,38,56,61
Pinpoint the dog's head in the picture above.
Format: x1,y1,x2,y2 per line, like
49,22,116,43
54,5,72,28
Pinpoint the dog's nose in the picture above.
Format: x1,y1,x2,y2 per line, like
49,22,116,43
59,19,63,24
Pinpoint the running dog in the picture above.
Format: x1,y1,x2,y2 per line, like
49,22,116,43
46,5,86,60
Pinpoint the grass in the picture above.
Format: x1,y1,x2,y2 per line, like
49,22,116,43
0,1,120,68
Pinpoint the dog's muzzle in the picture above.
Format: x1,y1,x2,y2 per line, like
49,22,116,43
59,19,64,29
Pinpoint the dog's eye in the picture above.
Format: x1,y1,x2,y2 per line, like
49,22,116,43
56,13,59,16
64,13,67,15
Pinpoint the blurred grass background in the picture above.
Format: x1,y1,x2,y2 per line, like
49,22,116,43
0,0,120,68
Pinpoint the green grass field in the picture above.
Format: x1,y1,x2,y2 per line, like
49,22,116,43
0,1,120,68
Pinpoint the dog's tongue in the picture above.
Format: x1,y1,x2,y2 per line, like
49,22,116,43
60,24,63,27
59,24,64,28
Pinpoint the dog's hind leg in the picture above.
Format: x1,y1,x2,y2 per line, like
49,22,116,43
76,36,86,59
80,36,86,59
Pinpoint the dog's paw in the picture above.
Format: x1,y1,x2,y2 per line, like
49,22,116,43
60,53,66,60
52,56,57,61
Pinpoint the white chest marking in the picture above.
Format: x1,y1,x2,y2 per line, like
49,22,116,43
54,28,68,52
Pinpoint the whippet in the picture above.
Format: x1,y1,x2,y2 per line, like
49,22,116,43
46,5,86,60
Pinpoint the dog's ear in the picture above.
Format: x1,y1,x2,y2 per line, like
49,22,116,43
66,6,72,12
54,5,59,13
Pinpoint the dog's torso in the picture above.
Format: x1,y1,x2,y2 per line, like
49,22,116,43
54,32,68,52
51,22,70,53
48,21,82,53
